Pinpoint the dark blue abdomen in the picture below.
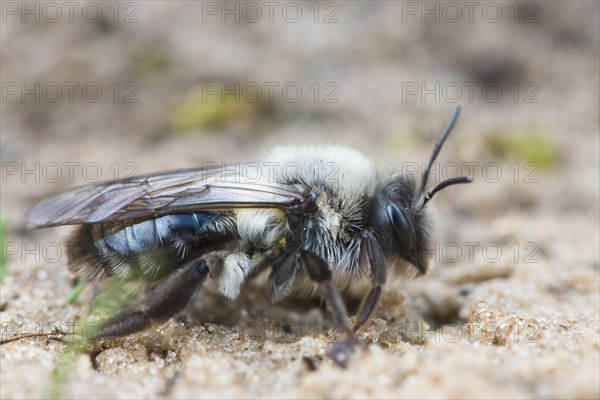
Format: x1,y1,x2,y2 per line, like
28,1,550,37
86,212,231,281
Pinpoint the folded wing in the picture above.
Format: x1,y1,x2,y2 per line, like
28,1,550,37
27,166,310,227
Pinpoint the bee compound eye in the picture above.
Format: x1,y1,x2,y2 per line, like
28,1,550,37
386,203,414,251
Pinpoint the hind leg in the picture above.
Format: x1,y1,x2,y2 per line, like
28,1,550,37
95,257,210,339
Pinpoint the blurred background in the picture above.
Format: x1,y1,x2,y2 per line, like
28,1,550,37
2,1,598,221
1,1,599,398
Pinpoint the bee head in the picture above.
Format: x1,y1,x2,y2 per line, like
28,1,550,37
370,106,472,275
370,176,429,274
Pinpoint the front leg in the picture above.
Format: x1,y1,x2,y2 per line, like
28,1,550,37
297,250,363,367
354,231,388,330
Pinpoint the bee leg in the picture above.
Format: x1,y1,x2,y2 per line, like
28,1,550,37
96,258,209,339
268,251,301,303
354,231,388,330
297,250,363,367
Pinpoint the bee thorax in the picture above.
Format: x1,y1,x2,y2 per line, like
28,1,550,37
236,209,287,246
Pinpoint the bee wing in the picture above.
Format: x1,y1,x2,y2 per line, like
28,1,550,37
27,166,310,227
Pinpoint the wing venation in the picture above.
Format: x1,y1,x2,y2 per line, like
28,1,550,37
27,165,309,227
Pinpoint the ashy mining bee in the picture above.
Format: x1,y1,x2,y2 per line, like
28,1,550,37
27,106,471,366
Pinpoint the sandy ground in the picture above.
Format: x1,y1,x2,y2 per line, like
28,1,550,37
1,2,599,399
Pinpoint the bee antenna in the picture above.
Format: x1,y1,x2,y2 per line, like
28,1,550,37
414,106,471,209
418,105,461,197
421,176,472,208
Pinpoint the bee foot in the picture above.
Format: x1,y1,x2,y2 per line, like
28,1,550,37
329,335,363,368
